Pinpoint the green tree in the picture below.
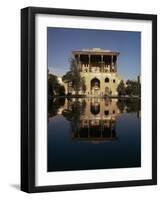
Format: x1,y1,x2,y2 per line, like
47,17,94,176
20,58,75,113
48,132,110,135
80,77,86,94
70,58,82,94
62,71,73,83
48,74,65,96
48,74,59,96
126,80,141,96
62,59,86,95
117,80,126,96
58,85,65,96
62,71,73,94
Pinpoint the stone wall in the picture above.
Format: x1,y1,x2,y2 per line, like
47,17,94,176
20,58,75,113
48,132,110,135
80,71,122,96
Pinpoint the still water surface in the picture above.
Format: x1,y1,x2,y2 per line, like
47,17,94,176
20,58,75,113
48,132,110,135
48,97,141,172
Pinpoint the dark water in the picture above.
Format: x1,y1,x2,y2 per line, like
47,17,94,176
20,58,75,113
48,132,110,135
48,97,141,172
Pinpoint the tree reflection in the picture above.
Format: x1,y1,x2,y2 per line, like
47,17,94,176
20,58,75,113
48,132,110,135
62,99,86,135
48,98,65,118
117,98,140,114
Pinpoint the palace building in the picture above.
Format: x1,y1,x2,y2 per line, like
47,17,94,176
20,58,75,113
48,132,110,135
64,48,123,96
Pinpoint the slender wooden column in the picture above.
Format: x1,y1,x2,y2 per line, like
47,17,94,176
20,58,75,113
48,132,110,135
101,55,103,72
78,54,80,62
88,54,91,72
111,55,113,72
78,54,81,71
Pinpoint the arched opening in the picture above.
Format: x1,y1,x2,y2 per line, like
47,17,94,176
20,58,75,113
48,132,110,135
104,110,109,115
91,78,100,96
105,77,109,83
91,78,100,88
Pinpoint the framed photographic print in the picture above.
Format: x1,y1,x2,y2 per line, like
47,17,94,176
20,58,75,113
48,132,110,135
21,7,157,193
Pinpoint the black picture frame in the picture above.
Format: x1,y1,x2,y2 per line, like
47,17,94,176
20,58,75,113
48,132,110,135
21,6,157,193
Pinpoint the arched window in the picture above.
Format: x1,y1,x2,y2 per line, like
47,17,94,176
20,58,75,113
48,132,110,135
91,78,100,88
104,110,109,115
105,77,109,83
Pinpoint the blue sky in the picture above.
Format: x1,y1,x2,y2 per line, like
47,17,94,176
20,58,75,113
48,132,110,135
48,27,140,80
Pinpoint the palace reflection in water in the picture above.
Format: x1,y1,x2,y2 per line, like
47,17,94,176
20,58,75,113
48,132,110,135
48,98,141,172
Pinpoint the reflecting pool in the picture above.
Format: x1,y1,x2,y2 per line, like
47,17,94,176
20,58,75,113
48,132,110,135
48,97,141,172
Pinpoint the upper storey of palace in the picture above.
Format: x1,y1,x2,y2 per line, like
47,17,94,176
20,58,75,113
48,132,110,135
72,48,120,73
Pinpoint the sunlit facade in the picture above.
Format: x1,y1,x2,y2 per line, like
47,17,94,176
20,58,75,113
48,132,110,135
65,48,123,96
